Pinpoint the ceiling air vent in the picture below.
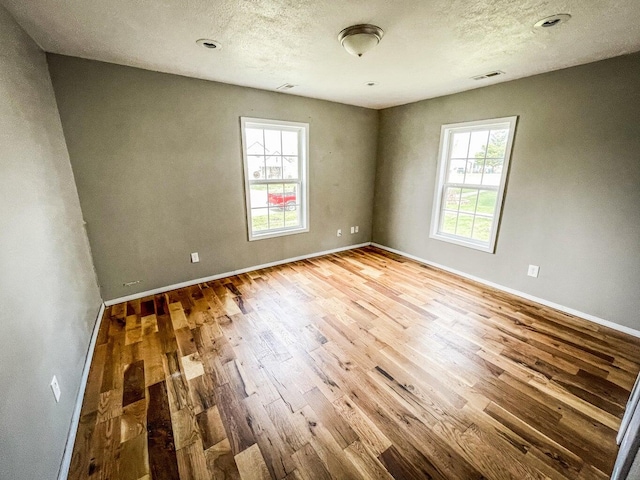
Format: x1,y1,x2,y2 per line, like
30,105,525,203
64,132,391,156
472,70,505,81
276,83,297,91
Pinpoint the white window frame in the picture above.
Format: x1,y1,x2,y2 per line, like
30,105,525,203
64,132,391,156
240,117,310,241
430,116,518,253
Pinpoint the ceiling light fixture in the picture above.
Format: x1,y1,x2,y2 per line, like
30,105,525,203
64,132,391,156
196,39,222,50
338,24,384,57
534,14,571,29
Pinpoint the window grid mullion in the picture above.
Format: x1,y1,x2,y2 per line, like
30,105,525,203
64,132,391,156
469,191,478,239
478,130,489,186
443,182,498,191
454,187,463,234
462,133,472,185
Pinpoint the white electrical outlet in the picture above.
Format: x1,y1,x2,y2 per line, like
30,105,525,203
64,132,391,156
50,375,61,403
337,229,342,237
350,226,355,234
527,265,540,278
355,226,359,233
191,252,200,263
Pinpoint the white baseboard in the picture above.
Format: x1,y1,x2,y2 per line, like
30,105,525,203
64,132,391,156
371,242,640,339
58,301,106,480
105,242,372,306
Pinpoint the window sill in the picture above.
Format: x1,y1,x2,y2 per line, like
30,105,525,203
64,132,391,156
429,232,495,253
249,226,309,242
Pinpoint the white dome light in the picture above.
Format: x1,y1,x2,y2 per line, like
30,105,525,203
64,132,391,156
338,24,384,58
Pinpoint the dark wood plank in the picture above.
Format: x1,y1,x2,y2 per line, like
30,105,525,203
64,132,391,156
147,381,180,480
122,360,145,407
196,406,227,450
379,445,434,480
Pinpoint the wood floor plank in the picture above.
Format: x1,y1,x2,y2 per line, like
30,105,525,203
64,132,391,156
204,438,241,479
119,433,149,480
214,382,257,456
123,360,146,407
234,443,271,480
147,381,180,480
244,392,297,478
379,444,435,480
176,437,209,480
196,405,227,450
292,443,332,480
68,246,640,480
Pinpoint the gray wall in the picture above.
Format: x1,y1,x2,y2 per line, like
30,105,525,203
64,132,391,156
373,52,640,330
0,7,102,480
47,55,378,301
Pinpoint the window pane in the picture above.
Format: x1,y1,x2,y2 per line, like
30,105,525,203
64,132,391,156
487,129,508,159
472,217,493,242
285,205,300,227
283,156,298,179
269,208,285,229
246,128,264,155
451,132,470,158
249,184,268,208
251,208,269,232
264,129,281,155
455,213,474,238
248,155,265,180
267,183,284,209
468,130,490,159
281,183,298,211
447,159,466,183
463,159,483,185
459,189,478,213
482,158,504,186
444,187,461,211
441,212,457,235
282,131,298,155
476,190,498,214
266,155,282,179
267,183,298,212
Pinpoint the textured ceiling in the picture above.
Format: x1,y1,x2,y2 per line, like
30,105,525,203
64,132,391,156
3,0,640,109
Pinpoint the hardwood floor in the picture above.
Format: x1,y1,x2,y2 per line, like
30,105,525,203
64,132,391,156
69,246,640,479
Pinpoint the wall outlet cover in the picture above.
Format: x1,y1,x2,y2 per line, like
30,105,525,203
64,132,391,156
191,252,200,263
50,375,61,403
355,226,359,233
528,265,540,278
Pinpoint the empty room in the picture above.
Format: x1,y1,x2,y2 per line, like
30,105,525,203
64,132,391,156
2,1,640,479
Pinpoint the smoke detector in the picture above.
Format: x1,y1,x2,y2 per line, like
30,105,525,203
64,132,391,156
196,39,222,50
534,14,571,29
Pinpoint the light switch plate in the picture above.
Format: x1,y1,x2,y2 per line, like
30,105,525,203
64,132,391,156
527,265,540,278
191,252,200,263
